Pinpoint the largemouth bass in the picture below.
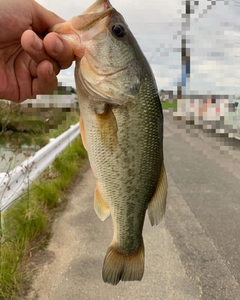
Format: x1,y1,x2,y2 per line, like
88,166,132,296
52,0,167,285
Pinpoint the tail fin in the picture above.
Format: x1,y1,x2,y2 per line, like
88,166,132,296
102,241,144,285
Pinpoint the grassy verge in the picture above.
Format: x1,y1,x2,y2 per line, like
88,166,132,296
0,136,87,300
162,101,177,109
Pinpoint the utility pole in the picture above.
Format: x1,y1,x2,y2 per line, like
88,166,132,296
177,0,192,100
177,0,226,100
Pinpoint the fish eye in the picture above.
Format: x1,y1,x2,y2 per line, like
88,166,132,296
112,24,126,38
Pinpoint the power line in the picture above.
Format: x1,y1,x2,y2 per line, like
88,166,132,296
174,0,228,39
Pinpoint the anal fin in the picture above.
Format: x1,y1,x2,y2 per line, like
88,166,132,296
94,185,110,221
148,162,168,226
80,115,87,150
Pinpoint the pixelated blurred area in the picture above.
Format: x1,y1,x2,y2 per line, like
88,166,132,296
0,84,79,171
0,85,79,136
169,94,240,138
154,1,240,140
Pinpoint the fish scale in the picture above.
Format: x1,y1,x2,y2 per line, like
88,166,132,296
86,76,162,252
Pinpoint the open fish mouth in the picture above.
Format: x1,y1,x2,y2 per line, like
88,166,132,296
71,1,113,33
51,0,113,46
83,0,112,15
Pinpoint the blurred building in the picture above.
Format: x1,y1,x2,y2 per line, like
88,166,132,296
159,90,174,102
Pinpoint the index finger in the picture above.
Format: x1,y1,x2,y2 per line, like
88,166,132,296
44,32,75,70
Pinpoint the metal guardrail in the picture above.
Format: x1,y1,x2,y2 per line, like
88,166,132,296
0,123,80,213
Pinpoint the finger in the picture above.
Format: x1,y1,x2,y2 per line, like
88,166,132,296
21,30,60,75
32,60,58,97
44,32,75,69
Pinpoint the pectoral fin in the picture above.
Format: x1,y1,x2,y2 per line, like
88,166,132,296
95,104,118,152
94,185,110,221
148,162,168,226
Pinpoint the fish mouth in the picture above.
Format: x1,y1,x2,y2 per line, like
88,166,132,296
50,0,113,58
71,0,113,32
83,0,112,15
51,0,113,41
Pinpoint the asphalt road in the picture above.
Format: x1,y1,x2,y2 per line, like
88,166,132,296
25,110,240,300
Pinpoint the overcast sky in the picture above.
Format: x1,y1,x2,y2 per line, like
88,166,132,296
36,0,240,95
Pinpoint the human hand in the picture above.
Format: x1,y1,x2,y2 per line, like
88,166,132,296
0,0,75,103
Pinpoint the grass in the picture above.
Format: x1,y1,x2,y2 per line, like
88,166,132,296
0,136,87,300
161,101,177,109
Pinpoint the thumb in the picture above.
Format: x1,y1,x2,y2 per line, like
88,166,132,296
31,1,65,33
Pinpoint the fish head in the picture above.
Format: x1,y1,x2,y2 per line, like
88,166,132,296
51,0,142,104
